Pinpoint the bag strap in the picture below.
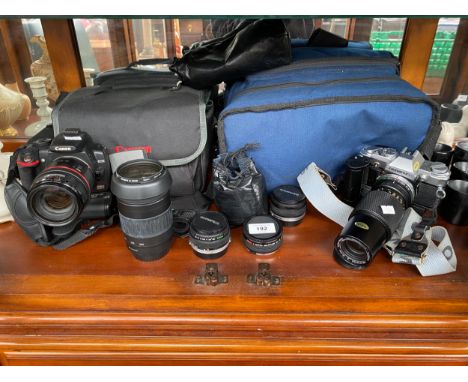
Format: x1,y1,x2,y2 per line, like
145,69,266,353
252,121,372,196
126,58,174,69
417,101,442,160
6,150,18,187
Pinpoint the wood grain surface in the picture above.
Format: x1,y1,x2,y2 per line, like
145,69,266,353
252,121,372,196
0,206,467,365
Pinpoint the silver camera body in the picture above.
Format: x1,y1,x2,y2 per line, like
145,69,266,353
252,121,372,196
359,146,450,217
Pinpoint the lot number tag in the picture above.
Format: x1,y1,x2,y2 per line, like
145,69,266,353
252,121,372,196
248,223,276,235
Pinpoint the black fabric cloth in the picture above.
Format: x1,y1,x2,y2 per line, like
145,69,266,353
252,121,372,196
307,28,349,47
211,145,268,226
170,19,292,90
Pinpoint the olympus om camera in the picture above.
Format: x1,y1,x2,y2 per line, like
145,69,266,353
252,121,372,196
5,129,113,246
334,146,450,269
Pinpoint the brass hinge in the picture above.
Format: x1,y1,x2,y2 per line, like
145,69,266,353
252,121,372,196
194,263,228,286
247,263,281,287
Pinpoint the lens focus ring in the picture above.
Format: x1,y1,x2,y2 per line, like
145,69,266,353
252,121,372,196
119,208,173,239
352,189,406,235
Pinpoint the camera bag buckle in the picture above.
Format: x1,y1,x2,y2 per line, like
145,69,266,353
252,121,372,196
392,224,430,265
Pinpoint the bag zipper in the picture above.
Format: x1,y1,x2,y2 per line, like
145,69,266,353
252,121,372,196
229,76,400,102
251,56,399,77
218,94,438,153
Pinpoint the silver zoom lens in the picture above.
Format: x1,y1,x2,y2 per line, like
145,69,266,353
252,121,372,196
111,159,173,261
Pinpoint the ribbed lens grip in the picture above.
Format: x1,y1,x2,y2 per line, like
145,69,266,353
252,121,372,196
353,190,406,234
119,208,173,239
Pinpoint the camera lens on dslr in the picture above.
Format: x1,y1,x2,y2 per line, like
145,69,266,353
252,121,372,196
28,157,94,227
243,215,283,255
269,185,306,226
111,159,173,261
334,174,415,269
188,211,230,259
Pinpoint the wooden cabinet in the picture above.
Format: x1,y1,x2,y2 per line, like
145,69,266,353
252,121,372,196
0,209,467,365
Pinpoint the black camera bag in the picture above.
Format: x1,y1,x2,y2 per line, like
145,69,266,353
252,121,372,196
52,61,215,210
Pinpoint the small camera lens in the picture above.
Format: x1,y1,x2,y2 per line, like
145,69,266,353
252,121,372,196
111,159,173,261
269,185,306,226
189,211,231,259
243,215,283,255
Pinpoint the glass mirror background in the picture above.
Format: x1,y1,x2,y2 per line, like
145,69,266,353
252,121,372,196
422,18,461,95
369,17,407,56
0,18,54,138
1,17,467,140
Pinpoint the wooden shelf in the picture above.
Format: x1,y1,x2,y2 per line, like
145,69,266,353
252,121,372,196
0,207,467,365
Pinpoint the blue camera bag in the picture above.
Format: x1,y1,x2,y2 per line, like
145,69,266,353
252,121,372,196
219,46,440,191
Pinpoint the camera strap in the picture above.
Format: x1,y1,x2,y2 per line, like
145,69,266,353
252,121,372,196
384,209,456,276
297,162,457,277
52,214,117,250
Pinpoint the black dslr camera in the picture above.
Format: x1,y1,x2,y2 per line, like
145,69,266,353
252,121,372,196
335,146,450,269
5,129,113,247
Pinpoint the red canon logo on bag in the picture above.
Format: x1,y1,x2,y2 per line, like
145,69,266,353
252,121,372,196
114,145,152,154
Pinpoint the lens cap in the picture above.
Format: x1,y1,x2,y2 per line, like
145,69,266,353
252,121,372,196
271,185,306,207
243,215,283,255
189,211,231,259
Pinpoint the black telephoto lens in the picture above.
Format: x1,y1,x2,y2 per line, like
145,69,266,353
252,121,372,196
111,159,173,261
189,211,231,259
334,174,414,269
269,185,307,226
243,215,283,255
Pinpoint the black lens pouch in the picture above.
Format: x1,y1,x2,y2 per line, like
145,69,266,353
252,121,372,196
212,144,268,226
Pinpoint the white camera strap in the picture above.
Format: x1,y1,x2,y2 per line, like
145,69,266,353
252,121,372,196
297,162,457,277
384,209,457,276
